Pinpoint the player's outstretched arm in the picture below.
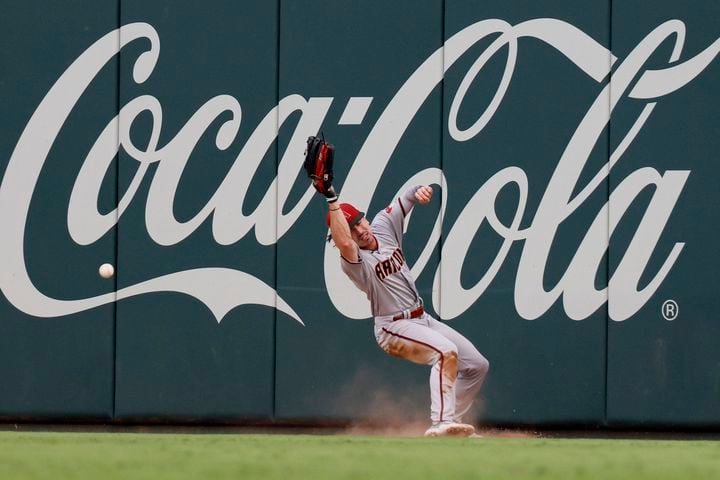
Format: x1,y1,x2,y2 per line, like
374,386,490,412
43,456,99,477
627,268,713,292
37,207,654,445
328,204,359,261
376,185,434,244
302,135,358,260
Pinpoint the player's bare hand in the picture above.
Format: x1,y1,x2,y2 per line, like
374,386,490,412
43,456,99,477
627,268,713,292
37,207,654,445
415,185,433,204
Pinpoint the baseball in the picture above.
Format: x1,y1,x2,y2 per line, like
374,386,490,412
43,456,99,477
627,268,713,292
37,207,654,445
98,263,115,279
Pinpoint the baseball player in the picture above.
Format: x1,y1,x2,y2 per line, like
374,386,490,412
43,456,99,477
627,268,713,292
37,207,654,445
304,136,490,437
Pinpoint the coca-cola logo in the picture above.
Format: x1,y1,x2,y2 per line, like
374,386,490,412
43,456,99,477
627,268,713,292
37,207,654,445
0,19,717,324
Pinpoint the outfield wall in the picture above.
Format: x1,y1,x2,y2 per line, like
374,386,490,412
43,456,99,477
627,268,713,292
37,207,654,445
0,0,718,427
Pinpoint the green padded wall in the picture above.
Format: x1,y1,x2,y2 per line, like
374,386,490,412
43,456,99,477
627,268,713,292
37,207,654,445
0,1,118,419
607,0,720,427
442,0,610,425
113,0,279,420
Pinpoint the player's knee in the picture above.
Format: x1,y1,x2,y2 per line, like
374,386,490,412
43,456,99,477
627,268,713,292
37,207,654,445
478,356,490,376
469,354,489,377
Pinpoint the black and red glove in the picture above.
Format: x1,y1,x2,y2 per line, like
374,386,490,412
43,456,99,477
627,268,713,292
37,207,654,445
304,135,337,203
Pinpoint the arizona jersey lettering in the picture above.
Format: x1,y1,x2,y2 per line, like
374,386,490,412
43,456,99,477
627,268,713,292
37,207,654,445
374,248,406,281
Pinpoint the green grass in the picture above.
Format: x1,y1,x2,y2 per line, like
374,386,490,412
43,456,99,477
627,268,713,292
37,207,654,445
1,432,719,480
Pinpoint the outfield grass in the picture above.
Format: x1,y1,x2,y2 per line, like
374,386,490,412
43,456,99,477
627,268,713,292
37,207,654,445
1,432,719,480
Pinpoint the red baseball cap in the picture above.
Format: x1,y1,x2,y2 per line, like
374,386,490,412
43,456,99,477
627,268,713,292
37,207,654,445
326,203,365,228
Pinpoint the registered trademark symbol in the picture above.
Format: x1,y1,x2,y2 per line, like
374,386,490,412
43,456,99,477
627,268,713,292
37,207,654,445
662,300,678,321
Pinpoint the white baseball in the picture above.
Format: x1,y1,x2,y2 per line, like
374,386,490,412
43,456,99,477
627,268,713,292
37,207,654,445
99,263,115,279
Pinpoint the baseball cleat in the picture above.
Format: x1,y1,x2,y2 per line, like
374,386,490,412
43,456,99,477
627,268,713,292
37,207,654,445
423,421,476,437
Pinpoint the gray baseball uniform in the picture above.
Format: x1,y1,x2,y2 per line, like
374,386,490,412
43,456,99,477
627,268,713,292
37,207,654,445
340,187,489,424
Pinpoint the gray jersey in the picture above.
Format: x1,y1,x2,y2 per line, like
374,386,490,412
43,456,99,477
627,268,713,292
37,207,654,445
341,187,421,317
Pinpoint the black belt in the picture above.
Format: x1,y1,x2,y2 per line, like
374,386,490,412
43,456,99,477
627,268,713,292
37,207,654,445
392,306,424,321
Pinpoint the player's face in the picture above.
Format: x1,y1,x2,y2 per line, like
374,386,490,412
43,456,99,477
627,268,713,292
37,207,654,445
351,218,374,249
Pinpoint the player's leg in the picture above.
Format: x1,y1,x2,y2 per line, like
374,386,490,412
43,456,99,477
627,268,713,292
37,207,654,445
375,319,459,424
426,316,489,423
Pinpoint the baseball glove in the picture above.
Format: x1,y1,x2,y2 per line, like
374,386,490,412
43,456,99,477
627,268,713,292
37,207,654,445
304,135,337,202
